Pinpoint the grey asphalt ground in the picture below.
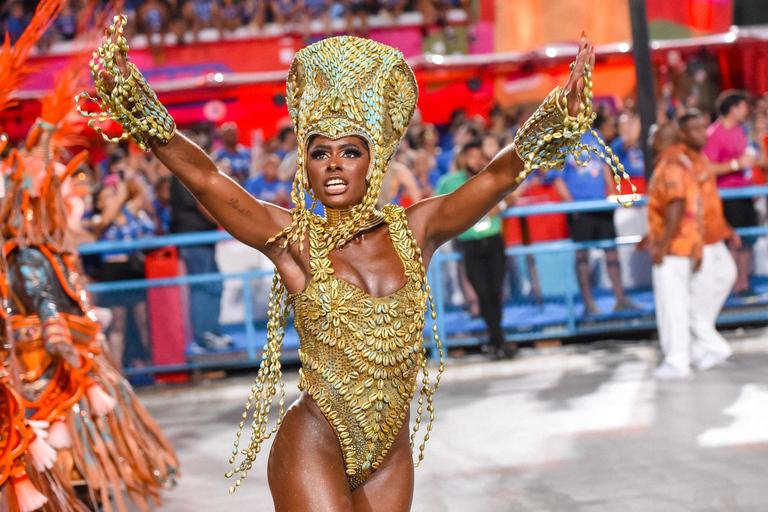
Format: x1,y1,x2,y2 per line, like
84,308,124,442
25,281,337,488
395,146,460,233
134,333,768,511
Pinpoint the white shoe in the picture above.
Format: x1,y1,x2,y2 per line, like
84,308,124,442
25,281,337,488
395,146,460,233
694,352,730,372
187,342,208,355
653,363,691,380
203,332,234,350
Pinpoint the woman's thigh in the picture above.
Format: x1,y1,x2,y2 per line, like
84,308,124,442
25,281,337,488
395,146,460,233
267,393,415,512
268,392,355,512
350,415,414,512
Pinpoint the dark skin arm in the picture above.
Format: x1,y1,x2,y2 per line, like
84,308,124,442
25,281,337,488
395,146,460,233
148,135,292,256
407,35,596,263
101,28,594,295
101,37,293,260
651,199,685,265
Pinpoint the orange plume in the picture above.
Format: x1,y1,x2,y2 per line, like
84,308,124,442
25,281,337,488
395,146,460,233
30,0,123,149
39,68,86,129
0,0,65,115
29,67,88,152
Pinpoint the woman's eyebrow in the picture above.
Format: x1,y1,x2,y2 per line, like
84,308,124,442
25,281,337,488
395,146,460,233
310,144,331,151
340,143,364,151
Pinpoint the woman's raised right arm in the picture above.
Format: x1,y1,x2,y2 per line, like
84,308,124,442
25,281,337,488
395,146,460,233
148,133,292,253
90,18,292,254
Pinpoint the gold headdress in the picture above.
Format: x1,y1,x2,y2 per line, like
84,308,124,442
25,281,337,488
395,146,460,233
271,36,418,250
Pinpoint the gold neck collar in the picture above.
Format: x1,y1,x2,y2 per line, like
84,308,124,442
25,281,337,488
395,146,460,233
324,206,386,232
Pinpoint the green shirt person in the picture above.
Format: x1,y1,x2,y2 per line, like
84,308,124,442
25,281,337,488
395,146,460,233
435,138,514,360
436,170,503,241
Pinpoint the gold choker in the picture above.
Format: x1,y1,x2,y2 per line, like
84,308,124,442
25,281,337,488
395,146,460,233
324,207,386,232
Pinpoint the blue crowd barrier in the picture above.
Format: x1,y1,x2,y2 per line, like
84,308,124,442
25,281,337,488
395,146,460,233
498,185,768,217
80,185,768,374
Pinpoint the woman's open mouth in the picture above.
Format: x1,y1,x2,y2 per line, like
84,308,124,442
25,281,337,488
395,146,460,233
324,176,348,195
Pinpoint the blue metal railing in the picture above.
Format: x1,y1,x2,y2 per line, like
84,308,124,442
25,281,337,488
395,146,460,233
80,185,768,374
497,185,768,217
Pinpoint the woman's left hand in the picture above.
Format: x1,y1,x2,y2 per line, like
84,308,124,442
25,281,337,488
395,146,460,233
561,33,596,117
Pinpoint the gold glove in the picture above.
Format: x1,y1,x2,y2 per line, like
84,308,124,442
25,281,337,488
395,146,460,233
76,15,175,151
514,63,637,207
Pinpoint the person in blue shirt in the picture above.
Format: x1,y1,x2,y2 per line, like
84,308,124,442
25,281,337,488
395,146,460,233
245,153,292,208
55,2,78,40
138,0,168,58
273,126,298,160
610,112,645,178
270,0,298,27
298,0,331,43
411,149,442,198
552,116,641,316
91,179,157,368
5,3,28,43
212,122,252,185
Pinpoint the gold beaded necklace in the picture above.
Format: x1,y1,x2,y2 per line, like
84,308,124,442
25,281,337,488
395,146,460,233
324,206,386,234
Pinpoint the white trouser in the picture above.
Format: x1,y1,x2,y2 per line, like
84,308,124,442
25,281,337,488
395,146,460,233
652,256,695,372
688,241,736,361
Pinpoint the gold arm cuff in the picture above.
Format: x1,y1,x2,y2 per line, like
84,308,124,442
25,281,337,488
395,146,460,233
76,15,175,152
513,86,591,183
513,65,638,207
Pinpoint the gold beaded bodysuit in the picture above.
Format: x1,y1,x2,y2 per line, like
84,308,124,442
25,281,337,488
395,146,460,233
291,205,426,489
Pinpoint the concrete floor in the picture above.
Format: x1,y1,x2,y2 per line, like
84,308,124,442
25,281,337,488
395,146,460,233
135,334,768,511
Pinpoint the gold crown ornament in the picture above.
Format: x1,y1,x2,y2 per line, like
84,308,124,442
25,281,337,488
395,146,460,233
270,36,418,251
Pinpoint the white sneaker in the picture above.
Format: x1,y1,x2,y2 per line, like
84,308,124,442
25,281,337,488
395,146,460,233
694,352,730,372
653,363,692,380
203,332,234,350
187,342,207,355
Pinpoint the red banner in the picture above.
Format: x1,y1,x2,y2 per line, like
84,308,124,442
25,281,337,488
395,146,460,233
647,0,733,38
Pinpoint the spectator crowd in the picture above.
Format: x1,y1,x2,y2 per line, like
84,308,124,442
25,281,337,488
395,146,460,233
1,0,472,51
4,11,765,368
66,77,768,366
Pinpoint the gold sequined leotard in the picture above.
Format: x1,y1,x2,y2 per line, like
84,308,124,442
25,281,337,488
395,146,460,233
290,205,427,489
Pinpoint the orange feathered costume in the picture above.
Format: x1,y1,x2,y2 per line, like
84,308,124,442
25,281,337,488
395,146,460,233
0,2,179,511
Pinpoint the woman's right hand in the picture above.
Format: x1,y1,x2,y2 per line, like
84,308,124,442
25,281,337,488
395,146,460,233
97,18,132,93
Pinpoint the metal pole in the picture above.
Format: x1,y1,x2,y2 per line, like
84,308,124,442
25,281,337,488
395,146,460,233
629,0,657,180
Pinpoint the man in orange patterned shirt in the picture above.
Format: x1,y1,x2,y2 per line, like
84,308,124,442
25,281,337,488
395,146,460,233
682,110,739,372
647,119,704,379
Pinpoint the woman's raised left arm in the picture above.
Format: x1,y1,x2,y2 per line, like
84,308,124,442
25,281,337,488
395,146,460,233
406,35,596,260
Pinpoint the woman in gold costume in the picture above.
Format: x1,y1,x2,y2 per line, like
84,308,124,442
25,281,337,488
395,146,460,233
82,17,631,511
